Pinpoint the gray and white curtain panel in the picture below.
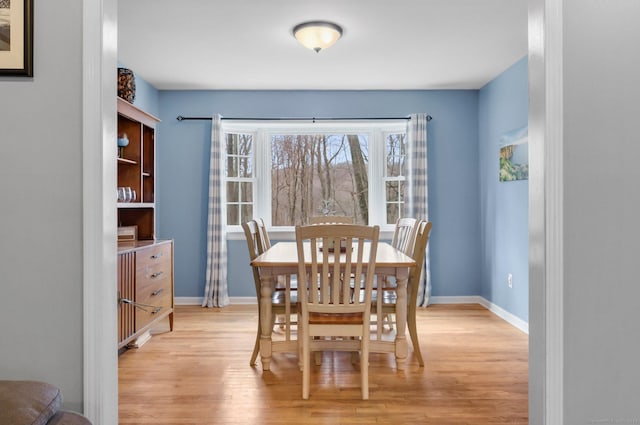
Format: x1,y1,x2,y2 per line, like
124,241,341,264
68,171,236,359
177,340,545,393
405,113,431,307
202,114,230,308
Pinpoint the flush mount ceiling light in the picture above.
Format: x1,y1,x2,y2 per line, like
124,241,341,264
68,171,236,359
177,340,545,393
292,21,343,53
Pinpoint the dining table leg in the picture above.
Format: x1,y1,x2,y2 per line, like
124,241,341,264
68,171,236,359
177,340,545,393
259,272,274,371
394,268,409,370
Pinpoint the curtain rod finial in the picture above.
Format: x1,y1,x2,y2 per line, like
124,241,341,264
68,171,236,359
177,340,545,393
177,115,184,121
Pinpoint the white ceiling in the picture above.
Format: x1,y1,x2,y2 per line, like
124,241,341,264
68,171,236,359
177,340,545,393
117,0,527,91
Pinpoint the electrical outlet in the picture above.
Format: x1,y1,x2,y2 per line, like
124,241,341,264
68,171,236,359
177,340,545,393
508,273,513,288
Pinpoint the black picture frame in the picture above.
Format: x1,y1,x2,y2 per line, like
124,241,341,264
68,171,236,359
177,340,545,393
0,0,33,77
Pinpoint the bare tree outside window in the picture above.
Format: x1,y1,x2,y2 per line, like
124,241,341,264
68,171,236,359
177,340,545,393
271,133,369,226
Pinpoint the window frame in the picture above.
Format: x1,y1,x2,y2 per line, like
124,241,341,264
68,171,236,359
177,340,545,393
382,130,408,226
224,131,257,226
222,120,407,238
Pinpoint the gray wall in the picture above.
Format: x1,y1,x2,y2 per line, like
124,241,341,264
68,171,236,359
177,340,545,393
0,0,84,413
563,0,640,422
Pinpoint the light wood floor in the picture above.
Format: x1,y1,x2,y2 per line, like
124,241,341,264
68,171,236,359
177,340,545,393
118,304,528,424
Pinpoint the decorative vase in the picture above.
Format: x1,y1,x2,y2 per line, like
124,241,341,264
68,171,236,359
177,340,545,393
117,135,129,147
117,134,129,158
117,68,136,103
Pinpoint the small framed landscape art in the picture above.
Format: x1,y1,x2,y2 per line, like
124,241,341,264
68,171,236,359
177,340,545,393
499,125,529,182
0,0,33,77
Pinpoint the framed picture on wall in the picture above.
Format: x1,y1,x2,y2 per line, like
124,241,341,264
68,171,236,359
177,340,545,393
499,125,529,182
0,0,33,77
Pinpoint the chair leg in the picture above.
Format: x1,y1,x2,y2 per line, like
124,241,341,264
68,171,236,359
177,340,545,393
407,304,424,367
302,331,311,399
298,322,303,371
361,333,369,400
250,320,260,366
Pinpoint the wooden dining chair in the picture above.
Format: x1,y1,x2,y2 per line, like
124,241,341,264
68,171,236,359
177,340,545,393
242,220,297,367
375,217,418,332
374,220,432,366
309,215,353,224
255,217,298,328
295,224,380,400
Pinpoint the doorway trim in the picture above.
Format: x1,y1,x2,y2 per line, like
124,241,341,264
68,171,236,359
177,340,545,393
81,0,563,423
528,0,564,423
83,0,118,423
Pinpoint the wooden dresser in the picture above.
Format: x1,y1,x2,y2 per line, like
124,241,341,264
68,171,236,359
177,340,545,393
118,240,174,349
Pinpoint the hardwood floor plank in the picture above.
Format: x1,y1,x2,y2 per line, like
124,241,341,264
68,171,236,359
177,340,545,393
119,304,528,424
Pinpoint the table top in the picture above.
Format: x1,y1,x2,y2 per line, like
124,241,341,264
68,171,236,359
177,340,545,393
251,241,415,268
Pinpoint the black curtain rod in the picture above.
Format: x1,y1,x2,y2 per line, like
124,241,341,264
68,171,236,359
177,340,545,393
176,115,432,122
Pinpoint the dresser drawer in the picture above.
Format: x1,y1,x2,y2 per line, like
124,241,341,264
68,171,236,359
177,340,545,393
136,243,171,273
137,276,172,308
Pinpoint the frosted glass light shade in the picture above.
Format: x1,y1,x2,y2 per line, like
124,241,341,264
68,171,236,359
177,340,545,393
293,21,343,53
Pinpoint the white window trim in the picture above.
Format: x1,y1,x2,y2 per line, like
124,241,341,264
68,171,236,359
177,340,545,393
222,120,406,238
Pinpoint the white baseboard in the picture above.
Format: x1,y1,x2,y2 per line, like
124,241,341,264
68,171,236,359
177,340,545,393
477,297,529,334
430,295,528,334
429,295,483,304
174,297,204,305
175,295,529,334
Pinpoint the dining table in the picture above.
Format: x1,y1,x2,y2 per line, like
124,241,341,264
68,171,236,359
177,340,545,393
251,240,416,371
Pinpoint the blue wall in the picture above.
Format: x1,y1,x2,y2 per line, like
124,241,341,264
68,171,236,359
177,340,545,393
123,61,530,322
478,57,529,321
155,90,482,298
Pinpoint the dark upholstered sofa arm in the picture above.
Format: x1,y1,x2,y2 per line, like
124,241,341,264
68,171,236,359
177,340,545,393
0,380,92,425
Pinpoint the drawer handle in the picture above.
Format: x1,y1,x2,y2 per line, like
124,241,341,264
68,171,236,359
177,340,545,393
119,297,159,313
151,252,163,259
151,288,164,296
150,271,164,279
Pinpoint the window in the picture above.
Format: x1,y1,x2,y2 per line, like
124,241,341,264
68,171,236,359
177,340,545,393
225,132,254,225
223,121,407,230
384,132,407,224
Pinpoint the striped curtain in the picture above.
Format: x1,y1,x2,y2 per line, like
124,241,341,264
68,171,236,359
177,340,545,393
202,114,230,308
405,113,431,307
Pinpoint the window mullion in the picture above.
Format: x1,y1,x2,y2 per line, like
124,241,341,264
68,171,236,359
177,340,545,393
255,129,270,226
368,129,384,225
